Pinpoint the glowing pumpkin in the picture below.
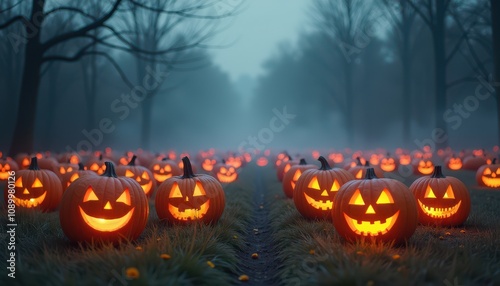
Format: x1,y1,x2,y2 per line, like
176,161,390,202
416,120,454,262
86,154,107,175
274,152,290,168
256,156,269,167
60,163,97,191
58,152,81,164
348,158,384,179
155,157,225,224
379,153,397,172
15,153,31,169
118,152,141,166
149,158,182,184
328,152,344,164
414,159,434,175
3,157,62,211
293,156,354,219
0,157,18,180
37,156,59,172
410,166,470,226
446,155,463,170
212,160,238,183
60,162,149,243
399,154,412,166
55,161,79,179
282,159,316,198
463,154,487,170
201,158,217,172
333,168,418,244
476,159,500,188
116,155,156,197
276,156,298,182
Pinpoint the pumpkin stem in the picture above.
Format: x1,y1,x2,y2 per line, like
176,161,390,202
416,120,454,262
364,160,370,167
318,156,332,170
98,154,103,161
492,158,497,164
287,155,293,161
29,157,40,170
127,155,137,166
162,158,167,161
430,165,445,178
364,168,377,180
182,156,196,178
78,163,85,171
299,158,307,165
101,162,118,178
356,157,362,166
222,159,226,164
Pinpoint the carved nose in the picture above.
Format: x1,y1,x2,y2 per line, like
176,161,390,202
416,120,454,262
321,190,328,197
365,205,376,214
104,201,112,210
23,189,30,195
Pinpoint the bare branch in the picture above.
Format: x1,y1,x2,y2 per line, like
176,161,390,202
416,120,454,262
0,15,26,30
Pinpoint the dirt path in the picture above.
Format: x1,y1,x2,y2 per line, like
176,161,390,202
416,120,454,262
236,167,277,285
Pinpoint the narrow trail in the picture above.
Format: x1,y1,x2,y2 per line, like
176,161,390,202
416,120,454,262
236,167,277,285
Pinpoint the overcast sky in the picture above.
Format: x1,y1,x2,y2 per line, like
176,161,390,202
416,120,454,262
210,0,309,81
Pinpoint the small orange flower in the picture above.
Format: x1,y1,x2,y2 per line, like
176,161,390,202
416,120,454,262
309,249,315,255
239,274,249,281
392,254,400,260
251,253,259,259
160,254,171,260
135,246,143,251
207,261,215,268
125,267,140,279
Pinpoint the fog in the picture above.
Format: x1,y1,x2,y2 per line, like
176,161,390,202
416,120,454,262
1,0,498,156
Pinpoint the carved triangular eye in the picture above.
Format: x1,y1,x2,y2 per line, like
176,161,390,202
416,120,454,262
125,170,135,177
67,167,73,172
141,172,150,180
443,185,455,199
292,170,302,181
330,180,340,192
15,177,23,188
424,185,436,198
284,164,291,173
220,167,227,174
70,173,80,182
116,189,131,205
153,165,160,171
169,183,182,198
355,170,363,179
349,189,365,205
60,167,66,174
193,182,206,196
83,187,99,202
164,165,171,172
376,189,394,204
308,177,320,190
32,178,43,188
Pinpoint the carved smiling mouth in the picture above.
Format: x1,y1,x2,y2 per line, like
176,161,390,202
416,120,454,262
304,193,333,210
13,192,47,208
344,211,399,236
481,176,500,188
168,200,210,220
217,173,237,183
154,173,172,182
418,200,461,218
79,207,134,232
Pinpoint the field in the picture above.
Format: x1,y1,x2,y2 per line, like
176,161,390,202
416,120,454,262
1,163,500,285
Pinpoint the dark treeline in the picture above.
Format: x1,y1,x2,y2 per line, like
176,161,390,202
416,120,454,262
0,0,499,155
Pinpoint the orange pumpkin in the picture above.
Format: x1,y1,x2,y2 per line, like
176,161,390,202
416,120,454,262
0,157,18,180
212,160,238,183
333,168,418,244
476,158,500,188
116,155,156,197
86,154,107,175
379,153,397,172
155,157,225,224
282,159,316,198
149,158,182,184
445,154,463,170
55,161,79,179
463,154,487,170
414,159,435,175
348,158,384,179
293,156,354,219
60,162,149,243
60,163,97,191
276,156,298,182
4,157,62,212
410,166,470,226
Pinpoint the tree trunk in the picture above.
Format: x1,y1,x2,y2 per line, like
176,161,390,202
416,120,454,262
46,64,60,150
491,0,500,146
9,0,45,156
432,0,448,150
402,31,411,146
345,62,354,147
141,97,153,149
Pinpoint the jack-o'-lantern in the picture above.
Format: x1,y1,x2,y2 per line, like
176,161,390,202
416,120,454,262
0,157,18,180
256,156,269,167
380,153,397,172
225,154,244,169
446,155,463,170
463,154,487,170
333,168,418,244
410,166,470,226
60,163,97,191
399,154,411,165
55,161,79,179
118,152,141,166
155,156,225,224
277,156,298,182
37,155,59,172
293,156,354,219
414,159,435,175
15,153,31,169
212,160,238,183
274,152,290,168
4,157,62,211
476,159,500,188
58,152,81,164
369,154,381,166
328,153,344,164
349,158,384,179
117,155,156,197
282,159,316,198
149,158,182,184
60,162,149,243
201,158,217,172
86,154,107,175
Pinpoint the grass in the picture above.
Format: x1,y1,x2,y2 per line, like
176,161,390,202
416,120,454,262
0,168,255,285
1,164,500,285
267,168,500,285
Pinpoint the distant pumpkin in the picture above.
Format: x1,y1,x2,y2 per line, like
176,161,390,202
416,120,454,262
282,159,316,198
348,158,384,179
476,158,500,188
379,153,397,172
117,155,156,197
276,156,298,182
149,158,182,184
212,160,238,183
86,154,107,175
60,163,97,191
445,155,463,170
0,157,18,180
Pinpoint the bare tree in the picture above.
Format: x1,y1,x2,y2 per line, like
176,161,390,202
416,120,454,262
491,0,500,145
311,0,377,146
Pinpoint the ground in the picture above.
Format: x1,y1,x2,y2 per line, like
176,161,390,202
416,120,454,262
0,163,499,285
